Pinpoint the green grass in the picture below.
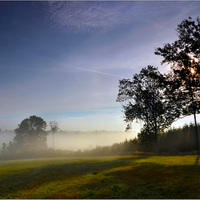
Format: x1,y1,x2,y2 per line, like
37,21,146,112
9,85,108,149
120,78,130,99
0,155,200,198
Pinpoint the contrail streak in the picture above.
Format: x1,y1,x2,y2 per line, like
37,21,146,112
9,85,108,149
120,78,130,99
74,67,127,79
14,60,127,79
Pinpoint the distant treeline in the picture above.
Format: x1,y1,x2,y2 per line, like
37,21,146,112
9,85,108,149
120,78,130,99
0,123,199,160
156,123,199,155
83,123,200,156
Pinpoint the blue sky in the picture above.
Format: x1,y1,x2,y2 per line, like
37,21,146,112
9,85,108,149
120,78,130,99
1,1,200,132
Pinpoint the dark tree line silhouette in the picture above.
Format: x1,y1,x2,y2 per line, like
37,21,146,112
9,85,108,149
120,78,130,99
117,17,200,153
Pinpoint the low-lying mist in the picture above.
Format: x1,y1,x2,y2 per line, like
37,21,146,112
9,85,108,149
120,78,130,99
0,130,136,151
47,131,135,151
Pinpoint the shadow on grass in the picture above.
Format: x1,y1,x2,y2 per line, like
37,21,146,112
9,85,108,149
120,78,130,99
0,155,150,198
2,155,200,199
195,155,199,165
79,161,200,199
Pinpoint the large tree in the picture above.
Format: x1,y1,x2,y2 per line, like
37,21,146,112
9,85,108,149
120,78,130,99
155,17,200,153
14,115,47,152
117,66,177,149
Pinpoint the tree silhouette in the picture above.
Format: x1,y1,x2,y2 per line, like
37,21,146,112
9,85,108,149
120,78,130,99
117,66,177,150
14,115,47,152
49,121,59,150
155,17,200,154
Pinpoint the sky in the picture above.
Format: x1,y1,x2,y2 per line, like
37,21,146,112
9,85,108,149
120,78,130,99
1,1,200,133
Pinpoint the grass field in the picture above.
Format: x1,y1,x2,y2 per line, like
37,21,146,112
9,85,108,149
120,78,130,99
0,154,200,199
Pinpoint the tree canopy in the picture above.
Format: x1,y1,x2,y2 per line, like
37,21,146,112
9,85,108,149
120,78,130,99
155,17,200,117
155,17,200,153
14,115,47,152
117,66,177,149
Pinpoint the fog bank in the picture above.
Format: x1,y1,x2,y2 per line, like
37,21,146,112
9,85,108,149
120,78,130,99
0,131,136,151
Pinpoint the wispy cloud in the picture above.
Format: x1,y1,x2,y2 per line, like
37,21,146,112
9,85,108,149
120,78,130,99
45,1,197,33
67,117,85,120
46,1,135,31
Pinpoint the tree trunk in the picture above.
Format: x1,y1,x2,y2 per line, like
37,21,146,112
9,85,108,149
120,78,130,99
193,112,200,155
53,131,54,150
191,85,199,155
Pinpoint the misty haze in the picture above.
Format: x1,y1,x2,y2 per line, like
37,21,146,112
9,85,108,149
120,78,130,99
0,130,135,151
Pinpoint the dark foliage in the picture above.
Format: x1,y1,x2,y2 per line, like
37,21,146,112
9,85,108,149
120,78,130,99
117,66,177,150
155,17,200,153
13,115,47,152
157,123,200,154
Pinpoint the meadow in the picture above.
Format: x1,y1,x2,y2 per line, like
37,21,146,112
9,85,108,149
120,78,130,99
0,155,200,199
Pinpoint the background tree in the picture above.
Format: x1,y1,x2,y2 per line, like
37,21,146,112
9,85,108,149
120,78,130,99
1,143,7,154
135,128,155,150
14,115,47,152
155,16,200,153
49,121,59,150
117,66,177,150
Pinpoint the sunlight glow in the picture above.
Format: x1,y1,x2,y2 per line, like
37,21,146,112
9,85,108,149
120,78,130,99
190,68,195,74
189,54,199,63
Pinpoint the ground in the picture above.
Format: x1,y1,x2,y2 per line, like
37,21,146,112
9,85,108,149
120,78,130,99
0,155,199,198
